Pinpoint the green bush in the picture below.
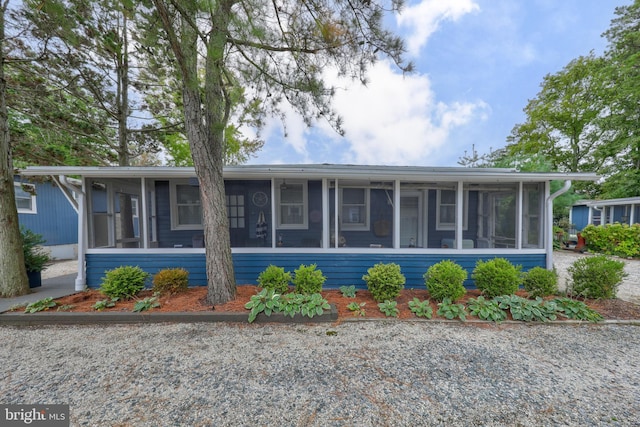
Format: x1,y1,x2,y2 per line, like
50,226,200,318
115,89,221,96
580,223,640,258
362,262,406,302
21,227,52,272
567,255,627,299
472,258,522,298
152,268,189,295
257,265,291,294
99,265,150,299
293,264,326,294
522,267,558,298
423,260,467,302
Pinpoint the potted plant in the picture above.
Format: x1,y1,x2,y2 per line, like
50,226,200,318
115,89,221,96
21,227,52,288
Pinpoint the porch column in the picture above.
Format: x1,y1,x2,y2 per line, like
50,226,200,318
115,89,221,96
141,177,148,249
270,178,276,248
516,181,523,249
631,204,636,225
393,179,400,249
322,178,329,248
75,178,87,290
456,181,463,249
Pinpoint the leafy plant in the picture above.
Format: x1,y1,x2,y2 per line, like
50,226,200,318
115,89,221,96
437,298,467,321
257,265,291,294
552,297,603,322
293,264,326,294
24,297,57,313
362,262,406,302
472,258,522,298
299,293,331,318
339,285,357,298
378,300,399,317
581,223,640,258
278,293,304,318
245,288,282,323
408,298,433,319
99,265,150,300
92,297,119,311
152,268,189,295
133,294,161,312
494,295,557,322
57,304,75,311
567,255,627,299
466,296,507,322
347,301,366,316
523,267,558,298
21,227,52,272
423,260,467,302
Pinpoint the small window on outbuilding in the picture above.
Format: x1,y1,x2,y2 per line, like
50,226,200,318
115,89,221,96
15,183,37,214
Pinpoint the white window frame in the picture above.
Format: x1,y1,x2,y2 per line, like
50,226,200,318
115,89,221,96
169,180,203,230
276,179,308,229
436,189,468,231
339,187,370,231
15,183,37,214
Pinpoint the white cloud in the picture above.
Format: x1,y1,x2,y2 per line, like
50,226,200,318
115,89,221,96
397,0,480,56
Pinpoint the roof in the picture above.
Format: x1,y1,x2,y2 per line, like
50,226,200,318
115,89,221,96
578,197,640,207
20,164,599,183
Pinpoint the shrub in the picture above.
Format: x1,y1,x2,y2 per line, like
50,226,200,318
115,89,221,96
567,255,627,299
99,265,150,299
423,260,467,302
257,265,291,294
362,262,406,302
522,267,558,298
293,264,326,294
152,268,189,295
472,258,522,298
21,227,52,272
581,223,640,258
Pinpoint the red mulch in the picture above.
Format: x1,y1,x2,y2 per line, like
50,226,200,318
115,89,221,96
48,285,640,322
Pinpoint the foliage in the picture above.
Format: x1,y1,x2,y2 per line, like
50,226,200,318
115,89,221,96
552,297,603,322
339,285,357,298
362,262,406,303
92,297,119,311
377,300,399,318
472,258,522,298
257,265,291,294
466,296,507,322
522,267,558,298
133,294,161,312
408,298,433,319
57,304,75,311
244,288,330,323
24,297,57,313
423,260,467,302
494,295,557,322
293,264,326,294
152,268,189,295
580,223,640,258
437,298,467,321
347,301,366,317
21,227,52,272
99,265,150,300
567,255,626,299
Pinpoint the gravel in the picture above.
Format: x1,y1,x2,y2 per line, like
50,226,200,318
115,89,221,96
2,321,639,426
5,251,637,426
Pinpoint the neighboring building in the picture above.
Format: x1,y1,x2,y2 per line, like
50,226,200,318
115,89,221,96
15,177,78,260
570,197,640,231
21,164,598,291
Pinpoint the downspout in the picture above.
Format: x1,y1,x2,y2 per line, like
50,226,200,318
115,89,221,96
59,175,86,291
546,180,572,270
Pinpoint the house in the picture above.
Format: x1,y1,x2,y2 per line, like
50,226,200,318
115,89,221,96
14,177,78,260
20,164,598,291
570,197,640,231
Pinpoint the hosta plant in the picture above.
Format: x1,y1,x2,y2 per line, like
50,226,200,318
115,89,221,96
24,297,57,313
552,297,603,322
466,296,506,322
378,300,399,317
339,285,357,298
437,298,467,321
347,301,366,316
408,298,433,319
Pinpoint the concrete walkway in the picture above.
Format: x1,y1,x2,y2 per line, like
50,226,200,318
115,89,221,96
0,271,76,313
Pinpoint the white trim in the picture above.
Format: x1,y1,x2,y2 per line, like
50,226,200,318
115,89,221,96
170,179,204,231
339,187,370,231
15,183,37,214
436,188,468,231
275,179,308,229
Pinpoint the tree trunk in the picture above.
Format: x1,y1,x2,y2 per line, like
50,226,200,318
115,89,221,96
0,3,29,297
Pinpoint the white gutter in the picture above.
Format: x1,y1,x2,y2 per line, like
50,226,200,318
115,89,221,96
58,175,86,291
546,180,572,270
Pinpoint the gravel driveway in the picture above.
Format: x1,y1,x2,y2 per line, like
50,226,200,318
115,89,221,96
4,252,637,426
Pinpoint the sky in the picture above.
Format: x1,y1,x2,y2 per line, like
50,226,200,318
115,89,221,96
247,0,628,168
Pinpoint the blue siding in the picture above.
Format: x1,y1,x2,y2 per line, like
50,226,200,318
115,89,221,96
571,205,590,231
85,252,546,289
17,180,77,246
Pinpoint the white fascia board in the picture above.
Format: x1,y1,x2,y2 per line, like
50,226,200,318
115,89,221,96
20,164,599,183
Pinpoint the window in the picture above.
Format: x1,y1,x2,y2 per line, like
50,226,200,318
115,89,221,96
436,189,467,230
226,194,245,228
15,183,36,214
277,180,308,229
340,187,369,230
170,181,203,230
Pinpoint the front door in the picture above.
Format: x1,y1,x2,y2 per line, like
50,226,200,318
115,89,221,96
400,192,423,247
